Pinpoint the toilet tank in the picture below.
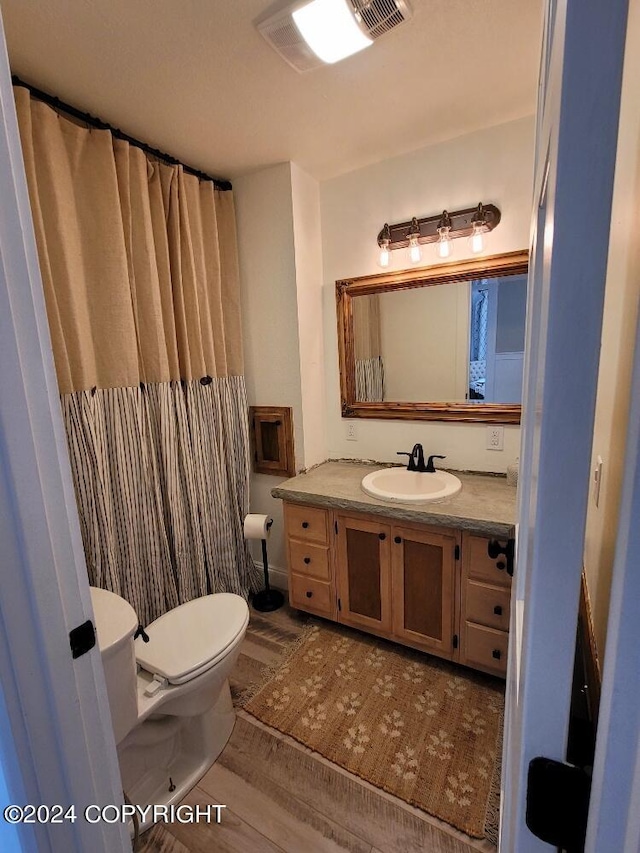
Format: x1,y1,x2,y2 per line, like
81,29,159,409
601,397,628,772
90,587,139,744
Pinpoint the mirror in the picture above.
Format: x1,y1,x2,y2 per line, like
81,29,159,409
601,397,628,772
336,250,529,423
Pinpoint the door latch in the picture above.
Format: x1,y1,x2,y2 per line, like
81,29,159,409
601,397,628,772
69,619,96,659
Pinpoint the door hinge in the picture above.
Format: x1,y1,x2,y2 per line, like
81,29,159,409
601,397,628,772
452,634,458,649
454,544,460,560
526,757,591,850
69,619,96,659
338,597,342,612
334,520,338,535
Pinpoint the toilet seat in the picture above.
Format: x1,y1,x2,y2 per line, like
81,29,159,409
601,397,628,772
135,593,249,685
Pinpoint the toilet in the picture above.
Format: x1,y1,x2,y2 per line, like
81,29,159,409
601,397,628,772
90,586,249,829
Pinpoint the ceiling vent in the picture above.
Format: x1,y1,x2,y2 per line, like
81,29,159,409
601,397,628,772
256,0,413,73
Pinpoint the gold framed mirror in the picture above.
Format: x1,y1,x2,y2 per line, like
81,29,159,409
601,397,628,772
336,250,529,424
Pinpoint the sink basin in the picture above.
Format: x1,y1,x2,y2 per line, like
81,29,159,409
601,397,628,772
361,468,462,503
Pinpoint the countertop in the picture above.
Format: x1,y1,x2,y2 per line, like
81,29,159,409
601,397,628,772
271,461,517,538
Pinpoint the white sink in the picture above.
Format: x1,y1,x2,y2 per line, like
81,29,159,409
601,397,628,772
361,467,462,503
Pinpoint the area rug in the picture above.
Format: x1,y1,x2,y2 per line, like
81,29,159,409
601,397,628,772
243,621,503,843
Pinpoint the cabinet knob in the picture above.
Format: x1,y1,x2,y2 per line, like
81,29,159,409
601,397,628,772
302,521,309,529
496,559,506,571
306,590,313,598
493,605,503,616
492,649,502,660
379,532,386,540
304,557,311,564
394,536,402,544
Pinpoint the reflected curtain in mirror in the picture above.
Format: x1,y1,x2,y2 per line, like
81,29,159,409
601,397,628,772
353,294,385,402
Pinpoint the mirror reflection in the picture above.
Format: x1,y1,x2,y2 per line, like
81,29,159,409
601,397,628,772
353,273,527,404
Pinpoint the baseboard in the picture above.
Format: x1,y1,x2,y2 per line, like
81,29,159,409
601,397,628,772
254,560,288,592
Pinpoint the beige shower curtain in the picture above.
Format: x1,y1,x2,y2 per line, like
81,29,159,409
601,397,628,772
353,294,385,402
15,86,258,625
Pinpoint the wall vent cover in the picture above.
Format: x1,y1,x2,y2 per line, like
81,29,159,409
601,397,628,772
256,0,412,73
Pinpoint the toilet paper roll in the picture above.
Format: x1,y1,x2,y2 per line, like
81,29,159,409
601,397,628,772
243,513,273,540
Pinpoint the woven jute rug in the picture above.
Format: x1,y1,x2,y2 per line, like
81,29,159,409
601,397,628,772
243,621,503,843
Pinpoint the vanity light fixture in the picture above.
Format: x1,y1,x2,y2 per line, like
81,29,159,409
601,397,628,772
377,223,391,267
376,202,501,266
469,203,488,254
436,210,453,259
407,217,423,264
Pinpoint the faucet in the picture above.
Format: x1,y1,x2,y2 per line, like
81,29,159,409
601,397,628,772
397,444,446,473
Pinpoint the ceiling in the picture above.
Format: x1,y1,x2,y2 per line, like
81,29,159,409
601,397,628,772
0,0,542,182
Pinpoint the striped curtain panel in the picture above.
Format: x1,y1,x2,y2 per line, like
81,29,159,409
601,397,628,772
355,356,385,403
15,86,259,624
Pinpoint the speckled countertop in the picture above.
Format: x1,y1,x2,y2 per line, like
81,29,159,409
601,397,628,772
271,461,517,537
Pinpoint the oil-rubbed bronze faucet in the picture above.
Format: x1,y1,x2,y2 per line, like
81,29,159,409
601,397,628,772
397,444,446,472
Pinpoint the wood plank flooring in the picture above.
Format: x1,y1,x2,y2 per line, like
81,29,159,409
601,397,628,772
137,601,496,853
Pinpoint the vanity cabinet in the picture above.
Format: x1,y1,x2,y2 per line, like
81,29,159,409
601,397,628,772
334,513,392,634
283,500,513,678
391,524,458,659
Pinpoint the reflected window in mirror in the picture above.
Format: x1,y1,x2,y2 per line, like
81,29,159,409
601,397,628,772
337,251,529,423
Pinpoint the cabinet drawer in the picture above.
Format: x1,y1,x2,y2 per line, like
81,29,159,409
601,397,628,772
288,540,330,580
289,572,332,616
465,581,511,631
466,535,511,588
463,622,509,677
285,504,329,545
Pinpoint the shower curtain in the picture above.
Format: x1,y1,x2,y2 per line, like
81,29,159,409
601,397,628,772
14,86,258,625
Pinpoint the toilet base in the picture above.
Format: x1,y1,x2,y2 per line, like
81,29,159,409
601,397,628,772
118,680,235,833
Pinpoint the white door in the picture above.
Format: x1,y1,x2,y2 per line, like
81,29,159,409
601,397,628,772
501,0,630,850
0,11,130,853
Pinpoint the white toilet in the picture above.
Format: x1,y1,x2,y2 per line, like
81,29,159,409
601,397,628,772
90,586,249,828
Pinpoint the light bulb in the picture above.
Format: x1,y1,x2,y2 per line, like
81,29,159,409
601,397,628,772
292,0,372,65
469,224,484,254
437,226,452,259
378,241,391,268
408,234,422,264
469,203,487,254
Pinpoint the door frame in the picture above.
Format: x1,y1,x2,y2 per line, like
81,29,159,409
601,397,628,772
0,13,129,853
500,0,630,849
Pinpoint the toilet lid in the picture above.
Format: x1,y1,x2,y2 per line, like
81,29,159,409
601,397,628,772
135,593,249,685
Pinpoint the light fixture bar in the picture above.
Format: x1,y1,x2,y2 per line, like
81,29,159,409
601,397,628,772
377,203,501,251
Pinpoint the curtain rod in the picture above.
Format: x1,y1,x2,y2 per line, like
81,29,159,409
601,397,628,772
12,76,232,191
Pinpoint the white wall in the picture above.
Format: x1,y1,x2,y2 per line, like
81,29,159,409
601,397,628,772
321,116,535,472
583,0,640,660
291,162,327,469
235,163,303,573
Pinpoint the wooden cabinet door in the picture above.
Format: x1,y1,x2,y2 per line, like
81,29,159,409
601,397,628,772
335,513,392,634
391,524,458,658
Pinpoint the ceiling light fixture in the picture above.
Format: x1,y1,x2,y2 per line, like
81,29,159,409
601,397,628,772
256,0,413,73
293,0,372,64
376,203,501,266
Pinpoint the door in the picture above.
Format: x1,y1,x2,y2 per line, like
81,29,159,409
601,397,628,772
501,1,630,850
0,11,129,852
390,524,457,658
335,513,392,634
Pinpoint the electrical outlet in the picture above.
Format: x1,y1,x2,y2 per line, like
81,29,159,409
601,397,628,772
486,426,504,451
345,422,358,441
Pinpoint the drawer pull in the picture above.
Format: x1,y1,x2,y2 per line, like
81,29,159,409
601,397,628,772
379,532,386,540
496,559,506,570
302,521,309,529
493,605,503,616
394,536,402,544
492,649,502,660
304,557,311,564
306,591,313,598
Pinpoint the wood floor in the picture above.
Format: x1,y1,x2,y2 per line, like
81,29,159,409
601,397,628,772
137,602,497,853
